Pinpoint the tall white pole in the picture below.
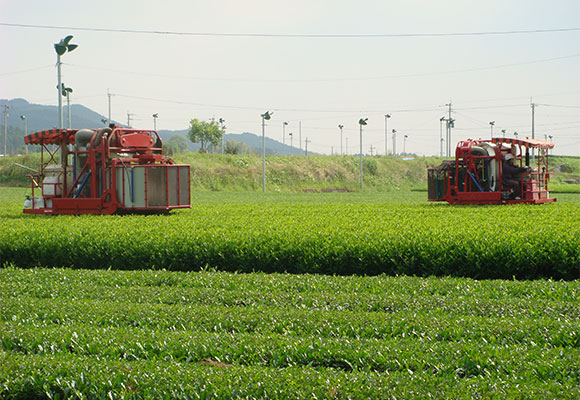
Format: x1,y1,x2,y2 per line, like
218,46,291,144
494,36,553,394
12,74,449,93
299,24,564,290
57,54,63,129
338,124,344,156
384,114,390,155
262,115,266,192
21,115,27,136
22,116,28,154
446,101,452,158
439,118,443,157
107,89,112,125
3,105,9,156
67,93,71,130
446,123,449,158
219,118,225,155
531,101,536,163
359,123,363,191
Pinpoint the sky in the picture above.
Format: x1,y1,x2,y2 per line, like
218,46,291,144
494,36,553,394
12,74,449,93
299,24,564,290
0,0,579,156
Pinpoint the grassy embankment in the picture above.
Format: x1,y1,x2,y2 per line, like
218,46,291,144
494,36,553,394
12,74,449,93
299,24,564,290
0,152,439,192
3,152,579,192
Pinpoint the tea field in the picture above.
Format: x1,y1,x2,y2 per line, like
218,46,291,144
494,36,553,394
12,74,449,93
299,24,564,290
0,188,579,279
1,187,579,398
1,267,579,399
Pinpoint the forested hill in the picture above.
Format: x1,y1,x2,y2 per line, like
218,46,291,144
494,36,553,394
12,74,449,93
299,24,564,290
0,99,306,156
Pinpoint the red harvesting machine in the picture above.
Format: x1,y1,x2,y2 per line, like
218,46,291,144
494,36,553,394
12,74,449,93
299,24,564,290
23,126,191,214
428,137,556,205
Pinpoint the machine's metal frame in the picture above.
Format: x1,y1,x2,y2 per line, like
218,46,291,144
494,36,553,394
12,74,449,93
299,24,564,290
428,137,556,205
24,126,191,214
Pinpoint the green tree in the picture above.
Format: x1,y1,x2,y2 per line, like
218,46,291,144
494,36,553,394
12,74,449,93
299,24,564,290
224,139,254,155
164,133,189,155
187,119,223,153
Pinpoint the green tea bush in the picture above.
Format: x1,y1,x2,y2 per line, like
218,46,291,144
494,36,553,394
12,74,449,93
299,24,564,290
1,268,579,399
1,197,579,279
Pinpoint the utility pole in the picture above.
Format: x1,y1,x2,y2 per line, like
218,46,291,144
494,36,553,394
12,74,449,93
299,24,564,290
531,100,536,162
304,137,310,157
384,114,391,155
67,89,72,129
338,124,344,155
107,89,113,125
489,121,495,139
59,84,73,130
219,118,226,154
283,122,288,145
261,111,272,192
20,115,28,154
127,112,134,128
446,118,456,158
3,105,9,156
54,36,78,130
439,117,446,157
392,129,397,155
152,113,159,131
288,132,293,149
445,101,453,158
370,145,375,156
359,118,368,191
502,129,506,138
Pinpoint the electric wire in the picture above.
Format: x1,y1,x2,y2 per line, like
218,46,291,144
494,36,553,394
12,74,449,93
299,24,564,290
1,22,579,38
66,53,580,83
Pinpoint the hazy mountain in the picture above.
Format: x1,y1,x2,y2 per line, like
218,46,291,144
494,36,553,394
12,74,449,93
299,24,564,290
1,99,313,156
1,98,114,133
157,129,307,156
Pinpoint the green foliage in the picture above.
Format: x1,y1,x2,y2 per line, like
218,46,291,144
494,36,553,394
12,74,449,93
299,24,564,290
0,268,579,399
363,157,379,175
225,139,254,155
0,188,579,279
164,133,189,155
187,118,224,152
0,153,42,186
2,152,578,192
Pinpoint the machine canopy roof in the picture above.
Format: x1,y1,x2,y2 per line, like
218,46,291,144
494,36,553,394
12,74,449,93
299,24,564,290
24,129,76,145
489,137,554,149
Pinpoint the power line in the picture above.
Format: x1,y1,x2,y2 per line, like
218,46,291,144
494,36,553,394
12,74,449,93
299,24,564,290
537,103,580,109
1,22,579,38
114,93,448,114
0,65,53,77
67,53,579,83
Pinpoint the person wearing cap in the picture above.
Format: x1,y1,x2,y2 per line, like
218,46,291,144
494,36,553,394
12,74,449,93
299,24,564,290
502,153,530,199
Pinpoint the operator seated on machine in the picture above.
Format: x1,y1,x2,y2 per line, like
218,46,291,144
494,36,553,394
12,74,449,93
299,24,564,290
502,153,531,200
